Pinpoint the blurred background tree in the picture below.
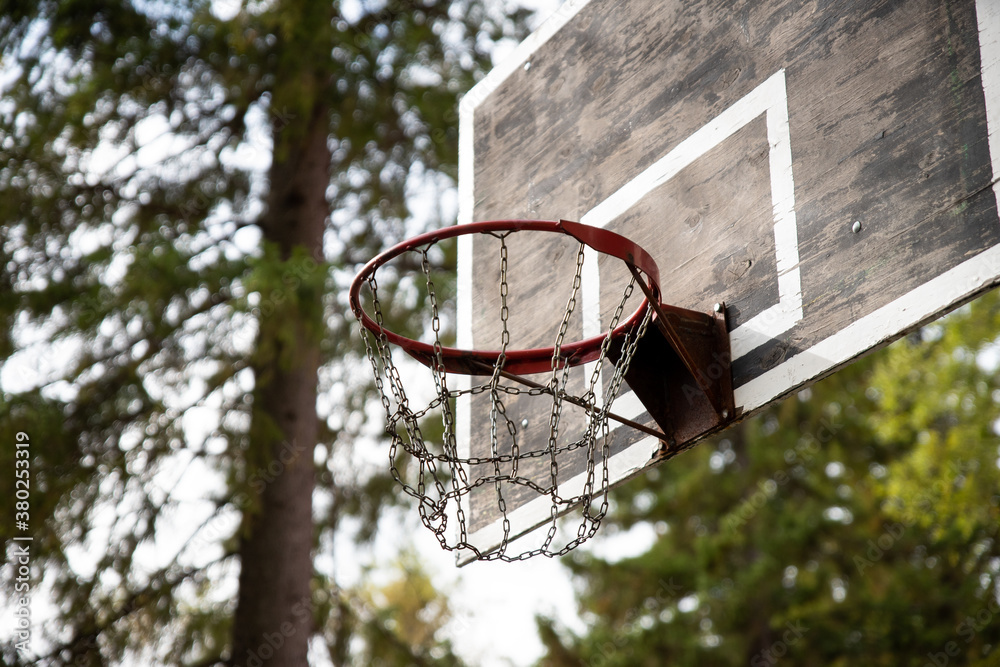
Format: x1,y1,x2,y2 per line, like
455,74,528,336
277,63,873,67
537,291,1000,666
0,0,529,664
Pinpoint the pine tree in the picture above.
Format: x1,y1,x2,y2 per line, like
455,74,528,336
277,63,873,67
0,1,529,664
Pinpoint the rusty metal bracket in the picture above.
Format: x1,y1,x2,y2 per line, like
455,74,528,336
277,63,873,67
610,271,737,455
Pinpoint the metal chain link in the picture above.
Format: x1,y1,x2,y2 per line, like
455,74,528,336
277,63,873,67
420,247,471,544
489,235,513,554
357,229,658,562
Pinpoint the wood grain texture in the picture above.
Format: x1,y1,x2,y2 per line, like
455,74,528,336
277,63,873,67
462,0,999,533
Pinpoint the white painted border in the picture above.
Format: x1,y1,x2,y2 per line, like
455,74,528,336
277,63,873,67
461,70,805,559
977,0,1000,203
455,1,1000,560
739,0,1000,409
456,0,595,469
737,243,1000,410
455,0,597,561
580,69,803,418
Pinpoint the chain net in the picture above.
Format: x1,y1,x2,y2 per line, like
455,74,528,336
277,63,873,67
358,230,653,562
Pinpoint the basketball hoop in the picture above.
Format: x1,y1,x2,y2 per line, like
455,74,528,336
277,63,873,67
349,219,735,562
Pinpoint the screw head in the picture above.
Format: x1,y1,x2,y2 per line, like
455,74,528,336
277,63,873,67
852,220,862,233
520,419,529,429
713,303,723,313
722,409,730,419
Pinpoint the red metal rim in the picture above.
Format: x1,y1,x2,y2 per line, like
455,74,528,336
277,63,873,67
348,219,663,375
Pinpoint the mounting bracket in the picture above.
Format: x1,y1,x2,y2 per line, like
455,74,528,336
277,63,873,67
610,297,737,458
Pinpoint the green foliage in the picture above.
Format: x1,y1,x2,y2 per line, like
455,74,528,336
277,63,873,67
354,552,465,666
243,243,329,367
539,292,1000,666
0,0,530,664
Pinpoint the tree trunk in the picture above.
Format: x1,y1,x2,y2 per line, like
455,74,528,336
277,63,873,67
231,102,329,667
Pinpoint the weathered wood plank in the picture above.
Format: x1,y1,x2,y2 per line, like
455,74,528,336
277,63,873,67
460,0,1000,538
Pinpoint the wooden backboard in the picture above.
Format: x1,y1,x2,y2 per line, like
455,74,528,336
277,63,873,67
455,0,1000,559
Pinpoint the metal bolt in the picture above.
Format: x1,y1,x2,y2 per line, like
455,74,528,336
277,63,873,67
524,61,531,71
521,419,529,429
722,409,730,419
852,220,862,234
713,303,723,313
